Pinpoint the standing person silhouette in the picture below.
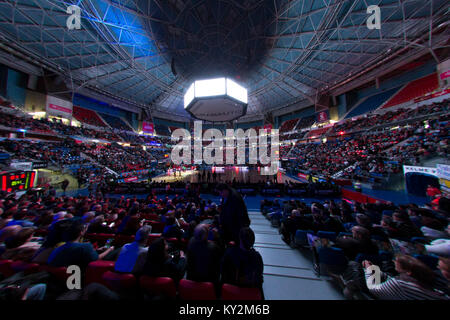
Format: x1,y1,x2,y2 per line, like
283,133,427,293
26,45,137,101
216,183,250,244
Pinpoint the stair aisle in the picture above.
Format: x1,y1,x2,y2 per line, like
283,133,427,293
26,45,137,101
247,210,344,300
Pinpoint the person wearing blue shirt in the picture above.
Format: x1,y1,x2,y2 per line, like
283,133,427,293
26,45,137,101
114,225,152,274
48,219,114,270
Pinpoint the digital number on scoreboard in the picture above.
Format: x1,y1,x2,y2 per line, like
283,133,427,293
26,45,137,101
1,171,36,192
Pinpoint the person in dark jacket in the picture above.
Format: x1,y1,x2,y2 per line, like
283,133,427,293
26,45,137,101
162,216,184,240
61,179,69,196
186,224,221,284
142,238,186,282
335,226,378,260
221,227,263,290
217,184,250,244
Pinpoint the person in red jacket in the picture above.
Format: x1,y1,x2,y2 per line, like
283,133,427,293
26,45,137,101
426,185,441,200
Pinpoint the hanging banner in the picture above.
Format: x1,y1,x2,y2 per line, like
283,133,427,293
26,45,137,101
403,165,438,177
436,164,450,194
317,111,328,123
142,121,154,134
46,95,73,118
10,162,33,171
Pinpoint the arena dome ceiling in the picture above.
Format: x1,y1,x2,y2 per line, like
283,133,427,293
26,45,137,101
0,0,448,120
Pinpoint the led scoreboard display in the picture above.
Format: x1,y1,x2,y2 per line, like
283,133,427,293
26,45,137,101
1,171,36,192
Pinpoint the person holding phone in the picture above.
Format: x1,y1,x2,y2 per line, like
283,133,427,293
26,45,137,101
48,220,114,270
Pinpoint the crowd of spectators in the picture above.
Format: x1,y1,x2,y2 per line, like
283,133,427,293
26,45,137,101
0,183,263,300
0,111,54,134
81,143,155,173
282,100,449,180
263,194,450,300
328,100,449,136
0,139,89,167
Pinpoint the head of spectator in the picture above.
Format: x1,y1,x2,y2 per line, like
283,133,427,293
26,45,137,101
82,212,96,224
193,224,208,242
146,237,168,265
239,227,255,251
0,225,22,242
351,226,370,241
393,211,411,223
63,220,87,242
356,214,371,229
135,225,152,245
4,227,35,250
437,257,450,281
216,183,230,199
394,254,435,289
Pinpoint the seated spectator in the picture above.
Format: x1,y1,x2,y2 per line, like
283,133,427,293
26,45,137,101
6,211,34,228
114,225,151,274
426,185,441,200
162,216,183,240
393,211,423,239
335,226,378,260
186,224,221,284
1,228,41,261
362,255,448,300
142,238,186,282
87,215,114,234
220,227,264,288
48,220,114,269
32,219,72,264
0,225,22,255
119,215,142,236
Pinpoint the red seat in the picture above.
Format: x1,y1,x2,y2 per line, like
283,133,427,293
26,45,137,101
102,271,137,292
221,284,262,300
10,261,40,275
39,265,69,282
114,234,135,246
85,233,115,246
139,276,176,298
145,213,159,221
149,221,165,233
85,261,115,286
179,279,216,300
147,233,162,245
166,237,179,245
0,259,14,278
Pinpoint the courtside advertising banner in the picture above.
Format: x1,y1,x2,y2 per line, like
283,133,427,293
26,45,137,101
46,95,73,118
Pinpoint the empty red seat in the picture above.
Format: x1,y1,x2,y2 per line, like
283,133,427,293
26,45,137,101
147,233,162,245
139,276,176,299
85,261,115,286
72,106,107,127
0,259,14,278
221,284,262,300
179,279,216,300
102,271,137,292
383,73,439,108
10,261,40,275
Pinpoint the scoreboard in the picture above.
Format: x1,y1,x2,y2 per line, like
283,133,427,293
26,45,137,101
1,171,36,192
